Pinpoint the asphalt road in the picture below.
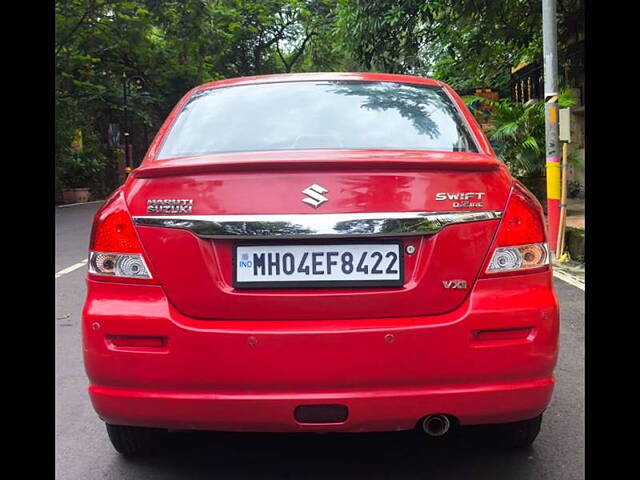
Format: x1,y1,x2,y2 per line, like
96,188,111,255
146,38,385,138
55,202,585,480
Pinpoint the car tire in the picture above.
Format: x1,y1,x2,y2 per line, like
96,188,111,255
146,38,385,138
105,423,166,457
489,414,543,449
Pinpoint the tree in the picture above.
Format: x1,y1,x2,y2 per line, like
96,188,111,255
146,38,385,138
56,0,585,203
54,0,353,201
464,90,577,177
336,0,584,92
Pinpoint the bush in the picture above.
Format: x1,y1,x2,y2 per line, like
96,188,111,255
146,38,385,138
463,90,577,178
57,150,107,190
568,181,584,198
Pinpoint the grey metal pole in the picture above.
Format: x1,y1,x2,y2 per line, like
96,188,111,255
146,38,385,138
122,73,131,172
542,0,561,254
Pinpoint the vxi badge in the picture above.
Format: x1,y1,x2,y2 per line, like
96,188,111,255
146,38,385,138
442,279,467,289
435,192,485,208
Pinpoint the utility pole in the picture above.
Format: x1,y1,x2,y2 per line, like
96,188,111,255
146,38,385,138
121,73,131,174
542,0,561,254
120,73,150,177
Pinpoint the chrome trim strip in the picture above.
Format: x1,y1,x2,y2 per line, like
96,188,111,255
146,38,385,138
133,211,502,239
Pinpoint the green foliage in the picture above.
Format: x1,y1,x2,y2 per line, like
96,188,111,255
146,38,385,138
55,0,349,199
55,0,583,201
58,150,108,189
336,0,583,92
463,90,577,177
467,96,546,176
335,0,426,73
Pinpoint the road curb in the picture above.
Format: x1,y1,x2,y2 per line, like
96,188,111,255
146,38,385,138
552,263,585,291
57,200,105,208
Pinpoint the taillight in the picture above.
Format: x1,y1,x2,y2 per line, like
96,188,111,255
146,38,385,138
88,193,153,280
92,210,142,253
88,251,151,279
486,243,548,273
484,183,549,275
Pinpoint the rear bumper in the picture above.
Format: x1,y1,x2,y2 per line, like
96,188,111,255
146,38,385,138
90,378,553,432
82,270,559,432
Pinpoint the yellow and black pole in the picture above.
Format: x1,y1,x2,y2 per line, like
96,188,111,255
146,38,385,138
545,93,561,254
542,0,561,256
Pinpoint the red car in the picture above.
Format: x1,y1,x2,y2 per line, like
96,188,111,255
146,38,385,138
82,73,559,456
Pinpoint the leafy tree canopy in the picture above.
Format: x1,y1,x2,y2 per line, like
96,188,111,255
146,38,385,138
336,0,583,92
55,0,347,197
55,0,583,199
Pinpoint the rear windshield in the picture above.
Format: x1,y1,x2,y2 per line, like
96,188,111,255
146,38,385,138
157,81,478,159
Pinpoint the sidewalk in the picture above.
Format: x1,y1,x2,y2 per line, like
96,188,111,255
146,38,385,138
552,258,585,290
547,197,585,289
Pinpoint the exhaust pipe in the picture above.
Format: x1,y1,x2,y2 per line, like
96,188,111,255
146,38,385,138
422,415,451,437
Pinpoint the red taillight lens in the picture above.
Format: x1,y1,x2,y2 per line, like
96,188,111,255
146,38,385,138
484,183,549,275
493,183,545,247
92,209,142,253
88,193,153,280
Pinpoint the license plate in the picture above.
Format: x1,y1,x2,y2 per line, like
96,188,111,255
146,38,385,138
234,243,403,288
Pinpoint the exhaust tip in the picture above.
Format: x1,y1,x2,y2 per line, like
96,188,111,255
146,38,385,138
422,415,451,437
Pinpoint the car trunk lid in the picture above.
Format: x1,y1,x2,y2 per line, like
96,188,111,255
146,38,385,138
126,151,511,320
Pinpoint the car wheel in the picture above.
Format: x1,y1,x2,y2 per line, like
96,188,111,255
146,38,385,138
105,423,166,457
489,414,543,449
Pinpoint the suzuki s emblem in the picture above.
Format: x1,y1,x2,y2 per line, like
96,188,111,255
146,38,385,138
443,280,467,289
302,184,329,208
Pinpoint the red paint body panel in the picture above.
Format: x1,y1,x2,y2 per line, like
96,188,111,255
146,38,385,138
128,163,511,319
83,270,558,431
82,73,559,433
127,160,511,215
136,223,500,320
133,151,502,179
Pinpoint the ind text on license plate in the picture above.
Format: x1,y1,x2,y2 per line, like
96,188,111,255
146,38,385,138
234,243,404,288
